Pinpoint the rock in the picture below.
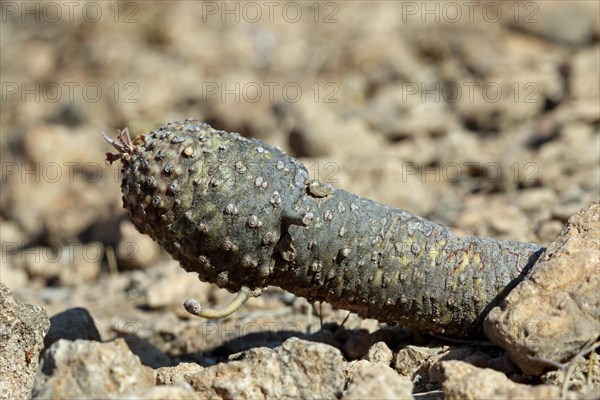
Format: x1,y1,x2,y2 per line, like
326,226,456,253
0,256,28,291
454,196,532,242
570,45,600,101
463,352,492,369
365,83,458,139
156,363,204,386
6,39,55,81
393,344,477,393
505,2,599,45
426,347,478,384
287,99,384,158
551,200,593,223
117,220,162,270
394,345,445,377
6,124,119,241
0,220,26,246
333,155,440,218
146,312,185,341
514,188,558,215
484,203,600,375
146,271,193,309
439,360,564,400
344,328,396,360
145,261,212,309
204,74,280,144
22,124,101,167
487,355,519,376
542,355,600,395
122,336,174,369
18,246,61,283
363,341,393,365
537,123,600,195
487,205,531,240
453,78,543,132
536,219,564,244
32,339,155,399
338,33,429,96
18,243,102,286
343,362,413,400
187,337,345,399
0,283,50,400
444,32,563,132
45,307,101,348
0,222,28,291
118,384,200,400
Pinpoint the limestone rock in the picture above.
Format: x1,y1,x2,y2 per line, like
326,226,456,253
0,283,50,400
156,362,204,386
117,220,162,270
343,361,413,400
44,307,101,348
505,2,599,45
363,341,393,365
484,203,600,375
394,345,445,377
440,360,566,400
570,46,600,101
118,384,200,400
32,339,155,399
187,337,345,399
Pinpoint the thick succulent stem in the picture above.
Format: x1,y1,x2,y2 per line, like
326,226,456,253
107,119,544,337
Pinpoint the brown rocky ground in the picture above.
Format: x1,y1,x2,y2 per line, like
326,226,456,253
1,1,599,399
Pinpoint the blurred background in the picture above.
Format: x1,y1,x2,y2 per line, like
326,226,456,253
1,0,598,348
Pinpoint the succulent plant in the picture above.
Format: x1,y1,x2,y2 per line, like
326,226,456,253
104,119,544,337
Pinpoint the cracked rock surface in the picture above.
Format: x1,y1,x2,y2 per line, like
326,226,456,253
485,203,600,375
0,283,49,400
